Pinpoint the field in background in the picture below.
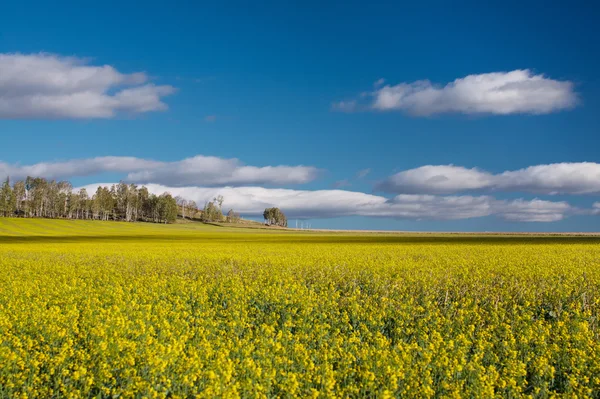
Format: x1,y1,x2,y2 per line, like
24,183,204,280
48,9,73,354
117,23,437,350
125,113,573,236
1,219,600,398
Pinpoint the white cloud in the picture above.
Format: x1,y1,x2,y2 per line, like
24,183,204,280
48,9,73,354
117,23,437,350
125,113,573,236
0,155,319,186
0,157,160,181
494,163,600,195
78,183,581,222
0,53,175,119
335,70,577,116
378,165,492,194
496,199,572,222
378,163,600,195
384,194,494,220
593,203,600,215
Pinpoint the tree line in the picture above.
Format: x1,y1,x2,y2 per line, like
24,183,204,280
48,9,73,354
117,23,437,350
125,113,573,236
0,176,289,226
0,177,178,223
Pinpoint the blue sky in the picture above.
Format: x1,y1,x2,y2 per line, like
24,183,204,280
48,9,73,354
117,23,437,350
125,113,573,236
1,1,599,231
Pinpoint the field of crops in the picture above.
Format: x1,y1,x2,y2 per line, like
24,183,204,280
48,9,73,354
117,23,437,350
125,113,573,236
1,219,600,398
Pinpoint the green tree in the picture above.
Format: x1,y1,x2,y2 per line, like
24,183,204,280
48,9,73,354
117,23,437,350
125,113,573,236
202,201,223,222
13,181,25,216
78,188,89,219
137,186,149,221
158,193,178,223
0,178,16,217
263,207,287,227
226,209,240,223
0,176,188,225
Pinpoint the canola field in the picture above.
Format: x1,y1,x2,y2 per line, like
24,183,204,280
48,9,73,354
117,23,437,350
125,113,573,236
1,219,600,398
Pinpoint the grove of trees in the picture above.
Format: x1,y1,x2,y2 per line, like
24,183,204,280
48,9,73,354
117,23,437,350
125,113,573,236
0,177,179,223
263,207,287,227
226,209,241,223
0,176,290,228
175,196,199,220
202,195,224,222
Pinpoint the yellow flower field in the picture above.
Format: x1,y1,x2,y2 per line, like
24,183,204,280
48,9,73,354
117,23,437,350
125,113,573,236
1,219,600,398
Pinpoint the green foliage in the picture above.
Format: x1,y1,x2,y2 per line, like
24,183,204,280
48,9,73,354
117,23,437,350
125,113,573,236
0,178,15,217
227,209,241,223
202,197,224,223
157,193,178,224
176,196,198,220
0,177,184,224
263,207,287,227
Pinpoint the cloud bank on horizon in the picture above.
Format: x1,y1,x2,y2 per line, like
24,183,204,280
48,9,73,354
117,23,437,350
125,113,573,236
0,53,175,119
77,183,585,223
3,156,599,197
333,70,578,116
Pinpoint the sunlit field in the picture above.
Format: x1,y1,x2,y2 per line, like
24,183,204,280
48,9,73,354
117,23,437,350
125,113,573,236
1,219,600,398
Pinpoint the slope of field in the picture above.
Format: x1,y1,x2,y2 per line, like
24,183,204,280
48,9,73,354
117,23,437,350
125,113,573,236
0,218,231,237
1,219,600,398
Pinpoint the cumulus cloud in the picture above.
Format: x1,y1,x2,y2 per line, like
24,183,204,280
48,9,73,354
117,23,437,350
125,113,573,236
0,155,319,186
0,53,176,119
496,199,572,222
78,183,580,222
334,70,577,116
593,203,600,215
0,157,160,181
378,163,600,195
378,165,492,194
494,163,600,195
